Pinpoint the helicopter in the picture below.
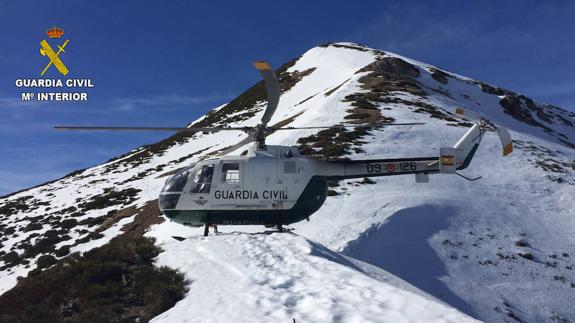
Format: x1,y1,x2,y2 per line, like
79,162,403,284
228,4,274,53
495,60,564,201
56,61,513,236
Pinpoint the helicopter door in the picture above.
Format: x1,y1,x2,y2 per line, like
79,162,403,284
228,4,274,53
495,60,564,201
213,162,243,209
189,164,215,207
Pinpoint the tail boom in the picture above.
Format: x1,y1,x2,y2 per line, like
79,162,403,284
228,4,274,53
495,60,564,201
316,122,493,182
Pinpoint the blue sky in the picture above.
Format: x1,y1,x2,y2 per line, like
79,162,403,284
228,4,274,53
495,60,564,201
1,0,574,195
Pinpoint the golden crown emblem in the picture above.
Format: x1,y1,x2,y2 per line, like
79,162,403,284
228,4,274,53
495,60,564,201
46,26,64,39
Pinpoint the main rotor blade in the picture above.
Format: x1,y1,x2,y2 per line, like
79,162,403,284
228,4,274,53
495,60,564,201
157,135,253,179
454,107,480,120
270,122,425,130
254,61,280,125
219,135,253,155
54,126,248,132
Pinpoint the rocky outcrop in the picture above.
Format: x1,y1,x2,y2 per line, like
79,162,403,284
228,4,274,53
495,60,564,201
358,56,420,78
500,94,574,148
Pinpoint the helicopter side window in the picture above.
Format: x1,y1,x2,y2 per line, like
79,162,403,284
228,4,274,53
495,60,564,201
190,164,214,194
221,163,240,184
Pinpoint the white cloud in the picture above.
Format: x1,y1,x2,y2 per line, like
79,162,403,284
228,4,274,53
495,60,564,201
114,93,231,111
0,97,44,109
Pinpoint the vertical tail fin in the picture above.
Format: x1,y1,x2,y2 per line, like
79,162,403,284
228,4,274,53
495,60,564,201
440,124,482,173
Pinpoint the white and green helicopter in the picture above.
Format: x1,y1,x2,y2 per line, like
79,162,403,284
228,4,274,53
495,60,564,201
56,62,513,235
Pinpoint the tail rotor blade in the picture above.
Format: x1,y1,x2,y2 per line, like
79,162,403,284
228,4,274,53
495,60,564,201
454,107,513,157
254,61,280,125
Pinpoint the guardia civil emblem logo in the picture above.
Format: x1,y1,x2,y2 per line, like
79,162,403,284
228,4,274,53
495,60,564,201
40,26,70,76
14,26,94,103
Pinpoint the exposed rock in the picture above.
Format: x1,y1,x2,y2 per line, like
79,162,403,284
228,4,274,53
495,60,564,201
319,42,371,52
479,83,509,96
499,94,575,149
358,57,420,78
429,68,449,84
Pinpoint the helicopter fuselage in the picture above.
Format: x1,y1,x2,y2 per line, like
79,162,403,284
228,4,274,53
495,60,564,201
159,145,329,226
158,122,489,227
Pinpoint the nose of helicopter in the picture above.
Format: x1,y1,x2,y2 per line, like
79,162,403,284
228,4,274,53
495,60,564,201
158,165,195,213
158,193,181,211
158,193,206,227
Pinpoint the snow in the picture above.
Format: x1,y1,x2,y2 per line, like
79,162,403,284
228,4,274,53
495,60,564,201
147,225,476,323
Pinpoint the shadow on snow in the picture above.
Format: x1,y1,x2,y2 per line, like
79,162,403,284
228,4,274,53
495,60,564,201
341,205,478,319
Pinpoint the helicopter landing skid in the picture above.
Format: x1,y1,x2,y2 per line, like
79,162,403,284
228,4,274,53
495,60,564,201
203,224,219,236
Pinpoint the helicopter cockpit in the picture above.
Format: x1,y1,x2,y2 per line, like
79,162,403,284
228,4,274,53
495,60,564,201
158,165,194,211
158,156,246,214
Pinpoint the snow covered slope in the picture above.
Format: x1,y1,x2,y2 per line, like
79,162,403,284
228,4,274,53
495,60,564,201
148,224,475,323
1,42,574,322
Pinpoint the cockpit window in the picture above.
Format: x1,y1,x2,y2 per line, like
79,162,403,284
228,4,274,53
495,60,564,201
221,163,240,184
190,164,214,193
162,167,192,192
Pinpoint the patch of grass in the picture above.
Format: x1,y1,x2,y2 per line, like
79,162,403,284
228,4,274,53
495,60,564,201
75,232,104,245
37,255,57,269
0,196,33,216
54,206,77,215
1,251,20,265
78,188,141,211
0,236,187,323
59,218,78,230
298,126,369,159
23,222,43,232
78,215,107,227
2,227,15,235
55,246,70,257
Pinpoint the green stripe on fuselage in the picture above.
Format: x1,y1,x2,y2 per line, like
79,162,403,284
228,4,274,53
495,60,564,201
163,176,327,226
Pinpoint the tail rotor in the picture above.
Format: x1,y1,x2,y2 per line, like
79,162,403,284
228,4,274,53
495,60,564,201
454,108,513,157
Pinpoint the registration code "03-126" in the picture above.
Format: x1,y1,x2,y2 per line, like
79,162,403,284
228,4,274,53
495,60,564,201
366,162,417,173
